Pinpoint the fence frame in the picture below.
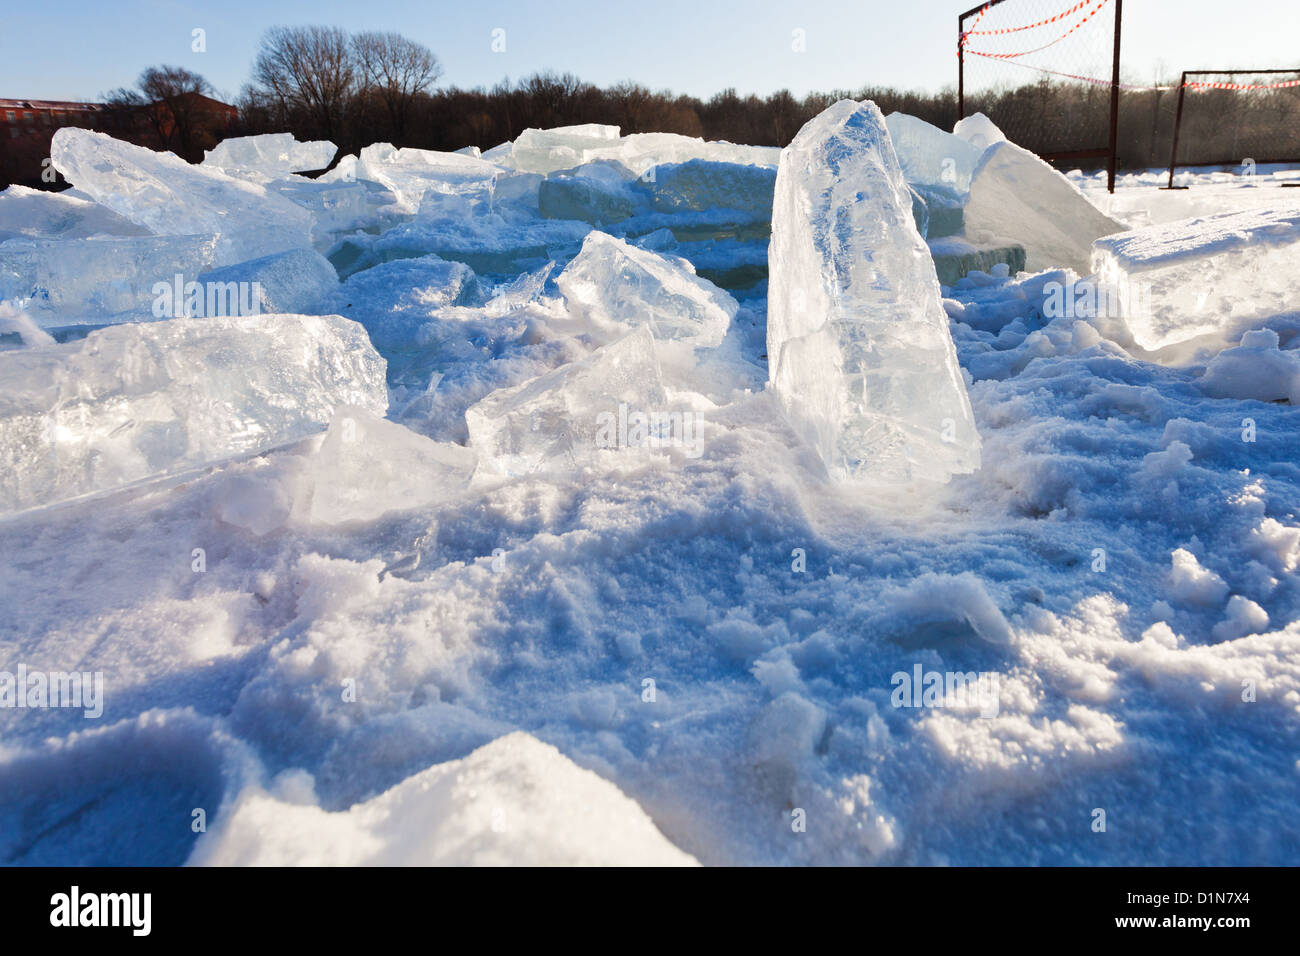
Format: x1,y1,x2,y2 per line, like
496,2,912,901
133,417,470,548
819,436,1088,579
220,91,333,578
958,0,1123,193
1165,68,1300,189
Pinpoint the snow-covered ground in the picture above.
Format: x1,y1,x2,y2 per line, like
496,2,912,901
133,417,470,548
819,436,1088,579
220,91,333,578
1,113,1298,866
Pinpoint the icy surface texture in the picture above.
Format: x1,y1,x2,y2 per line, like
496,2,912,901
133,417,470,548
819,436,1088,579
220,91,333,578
557,231,736,347
203,133,337,175
0,313,386,515
538,162,647,225
191,732,697,865
648,160,776,220
50,129,314,266
196,248,339,316
357,144,502,216
0,185,151,242
767,100,980,484
884,112,984,194
1092,203,1300,351
212,406,476,534
272,179,372,237
952,112,1007,150
466,327,667,476
329,255,485,349
965,141,1123,275
0,234,219,324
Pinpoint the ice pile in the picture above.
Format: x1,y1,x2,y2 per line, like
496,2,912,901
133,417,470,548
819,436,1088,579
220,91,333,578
557,232,736,347
203,133,338,177
193,248,339,316
538,162,646,225
357,143,503,216
964,141,1123,275
50,128,314,266
466,328,669,477
190,733,697,866
1092,202,1300,351
0,314,386,515
767,99,980,484
0,234,220,324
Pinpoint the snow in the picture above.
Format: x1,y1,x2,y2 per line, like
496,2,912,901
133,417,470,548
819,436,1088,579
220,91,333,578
1092,203,1300,352
965,141,1124,275
556,231,736,347
50,128,315,266
0,314,386,516
952,112,1007,151
767,99,980,484
190,731,698,865
2,115,1300,867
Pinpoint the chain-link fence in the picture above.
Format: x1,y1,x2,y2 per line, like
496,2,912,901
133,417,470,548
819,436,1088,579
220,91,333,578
958,0,1122,189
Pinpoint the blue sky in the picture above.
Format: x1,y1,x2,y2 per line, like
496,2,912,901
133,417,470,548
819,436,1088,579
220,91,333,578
1,0,1296,103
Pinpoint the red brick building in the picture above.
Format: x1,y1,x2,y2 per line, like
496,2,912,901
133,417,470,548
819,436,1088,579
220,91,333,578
0,94,239,188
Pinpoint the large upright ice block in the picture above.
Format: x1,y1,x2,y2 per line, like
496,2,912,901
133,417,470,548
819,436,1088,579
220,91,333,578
50,128,314,266
0,314,386,515
1092,203,1300,351
767,100,980,484
964,141,1123,275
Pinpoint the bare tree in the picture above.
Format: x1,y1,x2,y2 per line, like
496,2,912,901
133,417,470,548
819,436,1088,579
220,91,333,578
251,26,357,140
138,66,214,159
353,31,442,140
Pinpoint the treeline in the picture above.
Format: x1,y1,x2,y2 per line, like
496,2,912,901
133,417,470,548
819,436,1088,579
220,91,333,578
229,26,1298,173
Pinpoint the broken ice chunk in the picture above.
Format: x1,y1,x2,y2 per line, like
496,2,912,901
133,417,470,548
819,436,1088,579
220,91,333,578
0,313,386,515
195,248,339,316
0,234,220,325
203,133,337,176
0,185,151,242
465,327,668,477
505,124,623,174
767,100,980,484
50,128,314,266
964,141,1123,275
556,231,736,348
357,143,502,215
1092,203,1300,351
885,112,984,194
647,160,776,221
